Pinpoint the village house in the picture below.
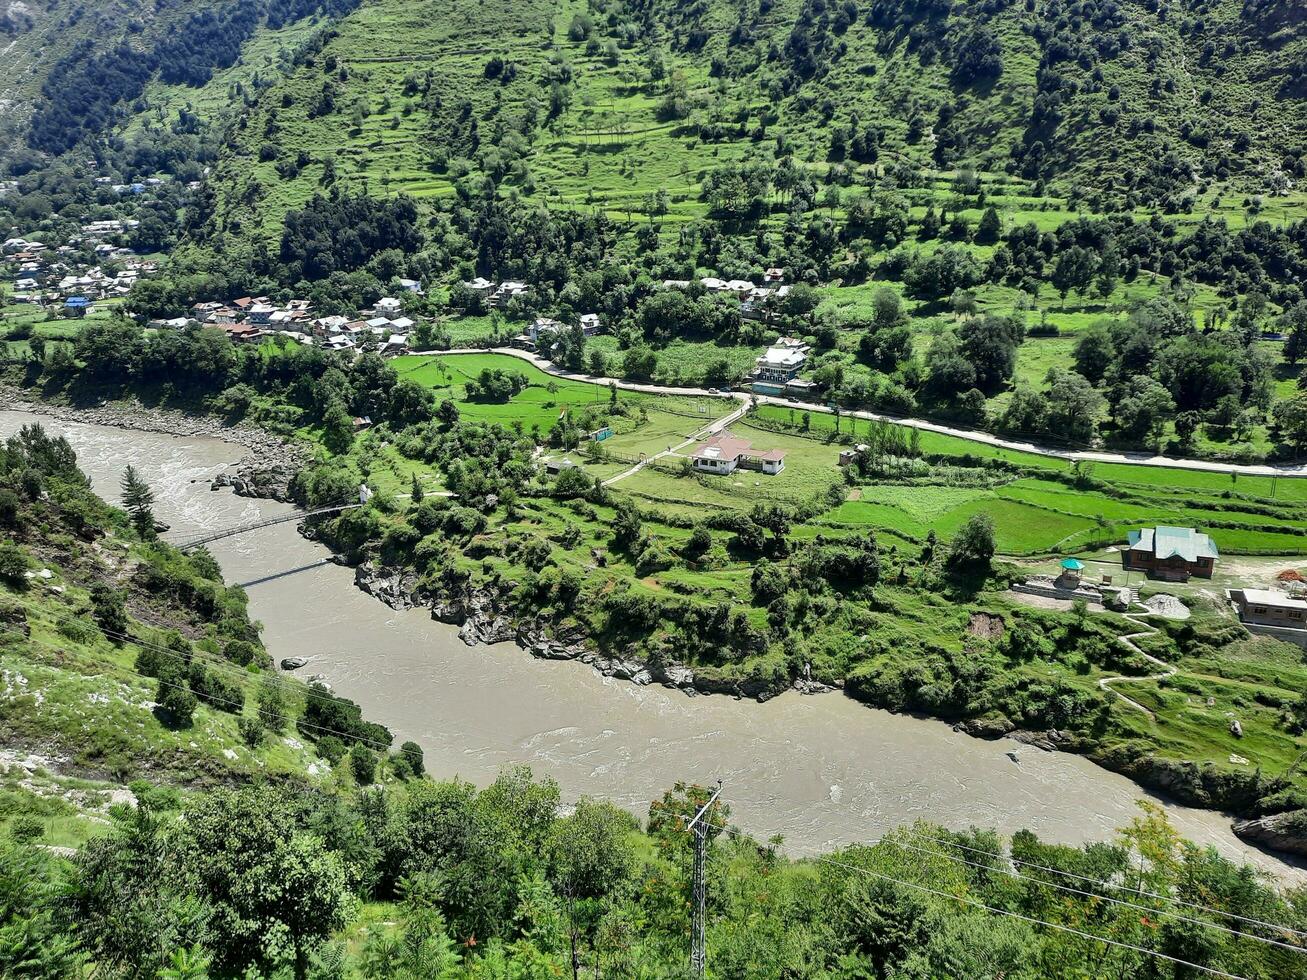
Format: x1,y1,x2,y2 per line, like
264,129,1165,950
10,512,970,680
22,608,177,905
246,302,277,325
690,431,786,476
491,281,529,308
1226,588,1307,636
1123,526,1218,581
397,278,422,294
578,313,601,336
763,267,786,285
218,322,264,343
754,339,809,383
462,276,495,297
838,445,871,466
375,297,403,316
148,316,194,330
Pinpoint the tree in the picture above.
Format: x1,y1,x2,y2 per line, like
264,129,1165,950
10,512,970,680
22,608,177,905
1281,301,1307,367
871,288,904,330
410,473,424,504
358,877,460,979
958,314,1023,393
548,798,637,978
350,744,377,785
1114,376,1176,443
1073,322,1115,384
121,465,157,539
178,788,355,979
1273,393,1307,452
0,542,29,589
157,678,198,728
257,674,290,732
1043,369,1102,444
92,582,129,639
323,404,355,455
1051,247,1096,305
0,839,83,977
399,740,425,777
975,206,1001,244
947,514,996,569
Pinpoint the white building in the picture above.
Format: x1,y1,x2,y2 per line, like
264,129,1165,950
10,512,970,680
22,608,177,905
690,432,786,476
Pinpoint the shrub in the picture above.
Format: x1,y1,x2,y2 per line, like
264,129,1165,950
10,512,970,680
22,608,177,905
349,744,377,785
238,716,266,749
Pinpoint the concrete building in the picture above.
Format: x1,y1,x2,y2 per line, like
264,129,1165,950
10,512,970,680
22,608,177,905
1227,588,1307,628
690,432,786,476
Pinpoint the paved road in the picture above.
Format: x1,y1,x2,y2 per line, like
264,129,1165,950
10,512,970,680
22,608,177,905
410,347,1307,478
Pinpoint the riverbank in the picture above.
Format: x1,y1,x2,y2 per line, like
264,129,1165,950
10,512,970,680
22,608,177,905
0,383,309,500
4,405,1303,878
7,395,1307,863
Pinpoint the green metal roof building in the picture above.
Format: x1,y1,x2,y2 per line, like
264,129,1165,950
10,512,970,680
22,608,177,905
1124,526,1219,581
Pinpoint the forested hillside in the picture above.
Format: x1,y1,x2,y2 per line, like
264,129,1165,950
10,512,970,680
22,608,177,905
196,0,1307,239
0,0,358,171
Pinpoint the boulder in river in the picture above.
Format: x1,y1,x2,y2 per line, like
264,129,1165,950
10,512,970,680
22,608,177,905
280,657,308,670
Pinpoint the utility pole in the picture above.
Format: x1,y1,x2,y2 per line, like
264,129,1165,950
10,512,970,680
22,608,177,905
687,780,723,979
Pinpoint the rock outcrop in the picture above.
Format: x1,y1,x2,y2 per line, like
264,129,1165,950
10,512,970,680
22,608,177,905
1233,810,1307,858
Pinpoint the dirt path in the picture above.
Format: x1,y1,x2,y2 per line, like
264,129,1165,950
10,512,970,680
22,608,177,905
601,401,748,486
1098,614,1176,721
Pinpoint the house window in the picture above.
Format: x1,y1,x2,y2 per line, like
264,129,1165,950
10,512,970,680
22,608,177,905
1252,606,1267,615
1291,611,1304,621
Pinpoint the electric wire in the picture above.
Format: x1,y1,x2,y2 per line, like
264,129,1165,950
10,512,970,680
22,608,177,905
696,818,1258,980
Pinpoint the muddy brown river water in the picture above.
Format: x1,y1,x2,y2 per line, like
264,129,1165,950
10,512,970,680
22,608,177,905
3,408,1301,881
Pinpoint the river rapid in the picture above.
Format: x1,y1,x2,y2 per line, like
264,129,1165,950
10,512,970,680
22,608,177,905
3,408,1301,882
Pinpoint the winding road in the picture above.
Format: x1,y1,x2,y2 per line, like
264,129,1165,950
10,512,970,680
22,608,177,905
413,346,1307,479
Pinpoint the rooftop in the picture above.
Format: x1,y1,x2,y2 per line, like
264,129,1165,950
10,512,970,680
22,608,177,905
1234,588,1307,610
1127,526,1219,562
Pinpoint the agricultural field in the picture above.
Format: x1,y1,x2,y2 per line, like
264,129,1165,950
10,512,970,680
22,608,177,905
392,358,1307,560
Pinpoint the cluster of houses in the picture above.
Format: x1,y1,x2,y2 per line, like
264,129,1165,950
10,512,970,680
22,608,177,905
1011,522,1307,645
511,313,603,351
659,268,791,321
461,278,529,309
5,233,156,314
146,295,421,355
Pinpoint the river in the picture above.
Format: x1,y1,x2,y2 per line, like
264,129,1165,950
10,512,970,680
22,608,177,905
3,408,1300,881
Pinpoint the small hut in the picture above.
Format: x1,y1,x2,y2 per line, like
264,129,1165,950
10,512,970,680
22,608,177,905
1057,557,1085,588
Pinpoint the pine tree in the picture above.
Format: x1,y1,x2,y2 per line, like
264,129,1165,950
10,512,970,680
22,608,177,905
410,472,424,503
121,465,156,539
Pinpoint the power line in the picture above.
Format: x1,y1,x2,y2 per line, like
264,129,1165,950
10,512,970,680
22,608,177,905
899,827,1307,941
878,834,1306,955
701,819,1257,980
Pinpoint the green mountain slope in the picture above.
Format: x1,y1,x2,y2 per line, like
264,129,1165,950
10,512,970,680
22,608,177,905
196,0,1307,242
0,0,361,171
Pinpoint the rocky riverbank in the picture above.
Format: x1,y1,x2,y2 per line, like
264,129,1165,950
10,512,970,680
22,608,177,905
346,559,832,701
1233,810,1307,858
0,386,308,501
